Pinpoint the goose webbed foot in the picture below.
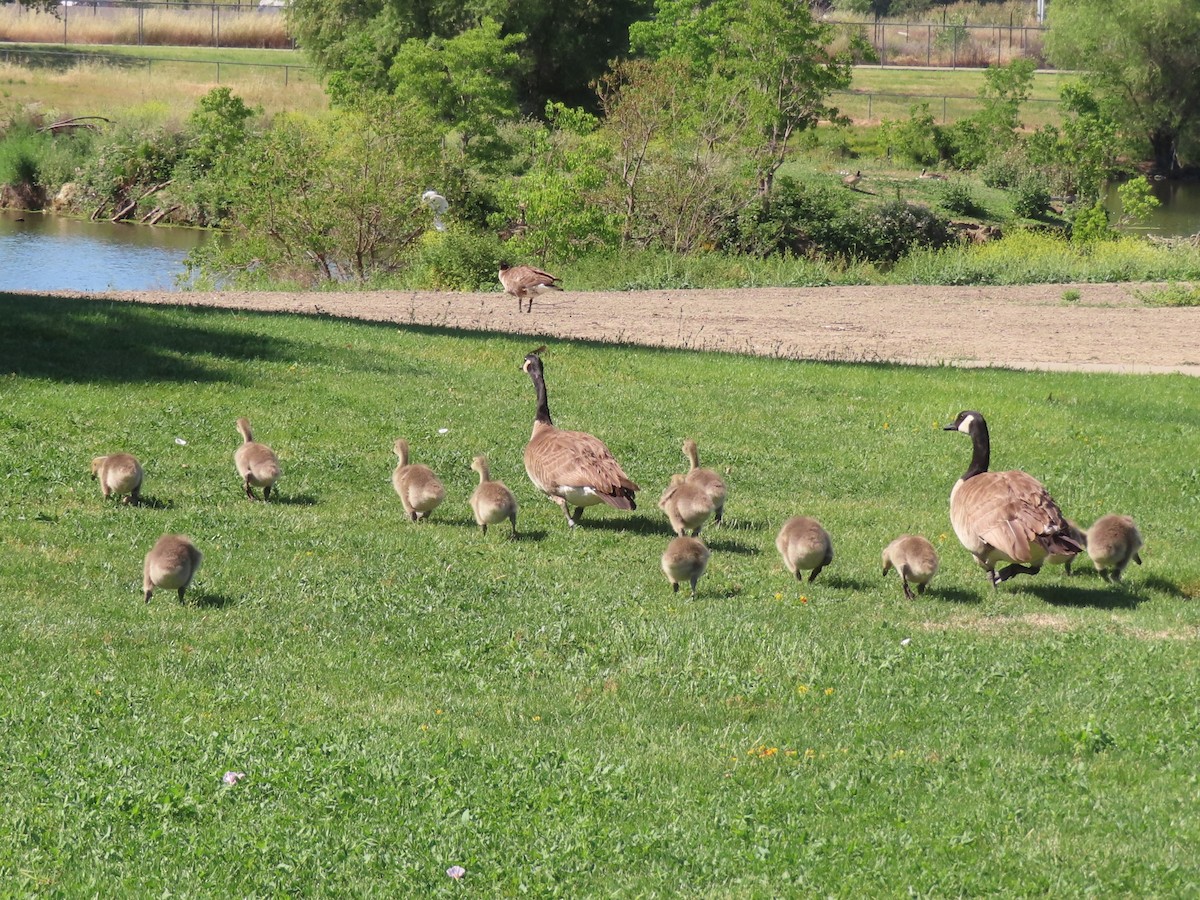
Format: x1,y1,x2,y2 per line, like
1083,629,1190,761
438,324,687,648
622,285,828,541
997,563,1041,582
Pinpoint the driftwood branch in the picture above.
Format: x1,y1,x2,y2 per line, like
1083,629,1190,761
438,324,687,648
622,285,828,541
39,116,112,134
110,180,173,223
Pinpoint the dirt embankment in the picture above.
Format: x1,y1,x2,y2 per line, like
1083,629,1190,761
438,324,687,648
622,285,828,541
67,282,1200,375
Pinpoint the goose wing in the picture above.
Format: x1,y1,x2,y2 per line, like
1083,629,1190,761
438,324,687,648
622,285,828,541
504,265,560,293
525,425,639,507
954,470,1073,563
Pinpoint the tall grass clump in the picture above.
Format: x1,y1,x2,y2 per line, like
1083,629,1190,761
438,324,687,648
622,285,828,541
893,229,1200,285
0,6,291,49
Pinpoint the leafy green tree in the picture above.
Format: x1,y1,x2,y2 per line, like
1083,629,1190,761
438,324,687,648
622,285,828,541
630,0,859,195
948,58,1035,169
171,88,258,227
289,0,651,111
217,104,441,283
389,18,524,162
1046,0,1200,174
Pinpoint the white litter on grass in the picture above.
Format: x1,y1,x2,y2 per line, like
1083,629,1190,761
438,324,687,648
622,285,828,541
175,438,188,446
446,865,466,880
900,638,912,647
437,428,449,434
222,771,247,786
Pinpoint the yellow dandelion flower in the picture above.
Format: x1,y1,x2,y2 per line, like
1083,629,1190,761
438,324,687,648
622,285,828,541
824,687,835,696
805,748,816,760
883,422,890,429
796,684,811,695
532,715,541,722
435,709,443,715
774,592,783,601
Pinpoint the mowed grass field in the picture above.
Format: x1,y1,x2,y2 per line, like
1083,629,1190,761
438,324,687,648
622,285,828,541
1,293,1198,895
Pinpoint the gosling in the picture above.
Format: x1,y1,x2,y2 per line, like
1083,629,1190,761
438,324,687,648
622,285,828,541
1086,514,1144,582
234,417,281,501
682,438,728,526
469,455,518,537
776,516,834,583
392,439,445,521
143,534,202,604
661,536,710,597
658,473,714,537
881,534,939,599
91,453,143,504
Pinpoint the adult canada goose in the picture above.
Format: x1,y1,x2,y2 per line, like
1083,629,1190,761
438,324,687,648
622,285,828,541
842,170,863,189
1086,514,1144,582
658,473,714,537
776,516,834,583
521,347,639,527
234,417,281,501
499,261,562,313
881,534,939,599
143,534,202,604
91,453,143,504
918,167,947,180
681,438,727,525
392,439,446,521
661,536,710,597
469,455,518,537
943,410,1082,587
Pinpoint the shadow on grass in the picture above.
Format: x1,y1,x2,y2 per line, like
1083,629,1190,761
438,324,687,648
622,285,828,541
1029,583,1146,610
702,536,760,556
1138,574,1192,599
0,294,299,383
129,494,173,510
189,592,235,609
267,494,319,507
926,586,983,605
571,514,669,537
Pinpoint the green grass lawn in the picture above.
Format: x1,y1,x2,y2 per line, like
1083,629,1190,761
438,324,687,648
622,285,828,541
1,293,1198,895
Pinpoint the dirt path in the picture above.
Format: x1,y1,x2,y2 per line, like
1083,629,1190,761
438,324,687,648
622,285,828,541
82,282,1200,375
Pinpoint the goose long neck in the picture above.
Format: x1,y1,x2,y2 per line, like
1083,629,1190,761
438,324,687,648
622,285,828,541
530,369,553,426
963,421,990,480
684,443,700,471
476,461,491,484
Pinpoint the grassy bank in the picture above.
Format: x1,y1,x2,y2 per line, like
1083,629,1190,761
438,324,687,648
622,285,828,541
1,294,1197,895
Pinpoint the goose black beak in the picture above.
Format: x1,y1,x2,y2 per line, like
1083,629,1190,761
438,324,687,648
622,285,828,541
942,421,959,431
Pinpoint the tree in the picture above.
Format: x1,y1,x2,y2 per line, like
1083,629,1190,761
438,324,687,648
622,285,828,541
218,104,442,283
629,0,860,196
1046,0,1200,175
389,18,525,162
289,0,651,112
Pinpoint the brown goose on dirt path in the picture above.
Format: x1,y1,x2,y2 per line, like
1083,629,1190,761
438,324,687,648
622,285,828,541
499,262,562,313
943,410,1082,588
521,347,638,527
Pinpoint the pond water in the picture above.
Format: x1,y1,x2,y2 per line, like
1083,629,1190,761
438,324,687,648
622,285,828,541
1105,178,1200,238
0,210,208,293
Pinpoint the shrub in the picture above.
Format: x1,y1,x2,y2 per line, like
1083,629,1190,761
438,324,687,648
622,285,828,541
1070,201,1111,243
879,103,943,167
407,226,504,290
723,176,855,257
1011,174,1051,219
854,200,952,264
939,180,985,217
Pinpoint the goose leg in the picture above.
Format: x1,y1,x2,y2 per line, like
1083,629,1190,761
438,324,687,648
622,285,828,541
997,563,1041,582
551,495,576,527
808,565,824,583
263,484,272,502
572,506,586,523
244,479,258,501
902,578,915,601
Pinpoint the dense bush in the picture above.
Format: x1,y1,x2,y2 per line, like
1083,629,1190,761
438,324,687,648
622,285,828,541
722,176,855,257
938,180,985,217
406,226,505,290
1010,173,1051,219
853,200,953,263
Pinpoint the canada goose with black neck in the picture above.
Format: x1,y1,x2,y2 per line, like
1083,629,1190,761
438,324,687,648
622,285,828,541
943,410,1082,587
521,347,639,527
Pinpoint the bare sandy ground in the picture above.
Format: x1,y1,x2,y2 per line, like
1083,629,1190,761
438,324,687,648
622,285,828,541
79,282,1200,375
